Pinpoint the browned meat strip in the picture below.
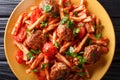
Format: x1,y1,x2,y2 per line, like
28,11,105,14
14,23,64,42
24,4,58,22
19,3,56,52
84,44,109,64
50,62,70,80
25,30,47,50
57,24,74,42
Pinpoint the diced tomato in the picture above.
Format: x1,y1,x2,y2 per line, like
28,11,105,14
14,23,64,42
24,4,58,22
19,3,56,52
78,26,86,40
35,68,46,80
14,26,27,43
42,42,58,59
30,7,42,23
15,50,25,64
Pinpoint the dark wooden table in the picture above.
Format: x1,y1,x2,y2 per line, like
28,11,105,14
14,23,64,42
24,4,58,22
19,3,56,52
0,0,120,80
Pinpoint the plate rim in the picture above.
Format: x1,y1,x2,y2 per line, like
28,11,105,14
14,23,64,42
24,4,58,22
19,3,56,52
4,0,116,80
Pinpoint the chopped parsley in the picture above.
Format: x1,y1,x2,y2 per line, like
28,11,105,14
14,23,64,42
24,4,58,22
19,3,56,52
30,49,40,54
52,12,60,18
45,33,49,38
60,16,74,28
60,16,69,24
79,23,84,27
26,28,35,36
27,52,34,59
74,12,78,17
65,46,87,64
73,65,84,69
41,63,47,70
95,32,102,40
86,38,92,46
42,4,52,13
91,53,96,58
73,28,80,36
79,51,84,54
54,41,59,48
32,69,39,72
27,49,40,59
65,1,70,6
67,20,74,28
76,72,86,77
40,21,47,27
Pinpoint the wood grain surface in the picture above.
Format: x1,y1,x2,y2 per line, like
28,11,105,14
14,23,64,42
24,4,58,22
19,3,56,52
0,0,120,80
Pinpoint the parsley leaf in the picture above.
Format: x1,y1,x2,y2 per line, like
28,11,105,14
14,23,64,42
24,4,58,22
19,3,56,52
40,21,47,27
41,63,46,70
60,16,69,24
73,65,84,69
73,28,80,36
74,12,78,17
26,28,35,37
95,32,102,40
66,46,86,64
52,12,60,18
42,4,52,13
65,1,70,6
67,20,74,28
76,72,86,77
30,49,40,54
79,51,84,54
45,33,49,38
32,69,38,72
60,16,74,28
79,23,84,27
54,41,59,48
27,52,34,59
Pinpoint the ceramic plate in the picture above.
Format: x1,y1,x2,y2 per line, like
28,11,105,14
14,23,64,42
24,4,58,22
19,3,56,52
4,0,115,80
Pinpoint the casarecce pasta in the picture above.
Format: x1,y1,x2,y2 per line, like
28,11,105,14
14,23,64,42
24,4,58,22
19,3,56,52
11,0,109,80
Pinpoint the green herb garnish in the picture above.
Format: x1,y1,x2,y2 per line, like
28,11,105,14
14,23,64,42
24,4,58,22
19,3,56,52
65,1,70,6
79,23,84,27
26,28,35,37
95,32,102,40
79,51,84,54
40,21,47,27
74,12,78,17
91,53,96,58
41,63,46,70
45,33,49,38
73,28,80,36
42,4,52,13
32,69,39,72
60,16,74,28
67,20,74,28
60,16,69,24
27,52,33,59
73,65,84,69
30,49,40,54
65,46,86,64
77,72,86,77
52,12,60,18
54,41,59,48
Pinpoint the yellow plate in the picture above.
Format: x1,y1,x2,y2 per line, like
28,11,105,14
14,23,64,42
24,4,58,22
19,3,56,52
4,0,115,80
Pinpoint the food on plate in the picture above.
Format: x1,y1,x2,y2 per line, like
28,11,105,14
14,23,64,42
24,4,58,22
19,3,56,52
11,0,109,80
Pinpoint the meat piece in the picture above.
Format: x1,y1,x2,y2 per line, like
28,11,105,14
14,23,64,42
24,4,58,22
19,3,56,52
84,45,109,64
50,62,70,80
40,0,59,17
57,24,74,42
26,30,47,50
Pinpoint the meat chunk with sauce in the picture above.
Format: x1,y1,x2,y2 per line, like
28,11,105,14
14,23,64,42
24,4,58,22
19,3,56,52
57,24,74,42
84,45,109,64
40,0,59,17
50,62,70,80
25,30,47,50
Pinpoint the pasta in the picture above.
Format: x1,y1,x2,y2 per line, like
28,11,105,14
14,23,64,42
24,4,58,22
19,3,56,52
11,0,109,80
